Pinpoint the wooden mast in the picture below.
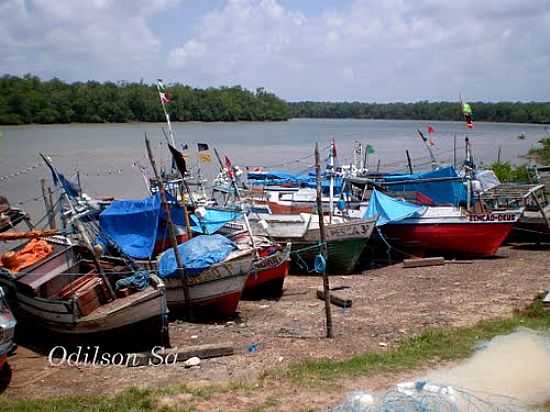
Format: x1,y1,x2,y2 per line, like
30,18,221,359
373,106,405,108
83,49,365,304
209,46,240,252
315,143,333,339
145,135,191,317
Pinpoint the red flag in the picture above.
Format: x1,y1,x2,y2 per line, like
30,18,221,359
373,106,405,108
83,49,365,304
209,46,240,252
331,139,337,158
224,155,234,178
427,125,435,145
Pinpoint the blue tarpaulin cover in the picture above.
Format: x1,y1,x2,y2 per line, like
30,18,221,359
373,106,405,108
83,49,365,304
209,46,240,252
158,234,238,278
247,169,345,194
381,166,466,206
191,209,242,235
364,189,426,226
99,193,192,259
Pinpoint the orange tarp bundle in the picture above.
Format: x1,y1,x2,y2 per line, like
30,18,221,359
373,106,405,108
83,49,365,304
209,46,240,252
0,239,54,273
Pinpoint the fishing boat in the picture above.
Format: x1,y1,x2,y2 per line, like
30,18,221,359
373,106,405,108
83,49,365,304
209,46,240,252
224,214,375,275
232,234,291,297
0,237,168,344
480,183,550,242
140,234,256,317
367,189,523,257
248,186,367,217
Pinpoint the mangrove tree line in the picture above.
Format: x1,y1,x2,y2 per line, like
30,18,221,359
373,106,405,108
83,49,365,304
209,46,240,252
1,75,550,125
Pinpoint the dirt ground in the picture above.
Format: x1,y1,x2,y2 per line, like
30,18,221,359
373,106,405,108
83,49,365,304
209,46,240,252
3,244,550,410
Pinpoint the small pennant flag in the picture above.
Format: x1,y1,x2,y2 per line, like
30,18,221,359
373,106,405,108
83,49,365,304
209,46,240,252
366,144,375,154
156,79,172,105
427,125,435,146
168,144,188,176
462,103,474,129
197,143,212,162
224,155,234,178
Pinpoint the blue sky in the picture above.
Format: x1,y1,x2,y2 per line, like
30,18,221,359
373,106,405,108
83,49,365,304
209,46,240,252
1,0,549,102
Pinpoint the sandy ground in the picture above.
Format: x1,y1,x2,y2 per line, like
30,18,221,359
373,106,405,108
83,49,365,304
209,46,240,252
2,244,550,410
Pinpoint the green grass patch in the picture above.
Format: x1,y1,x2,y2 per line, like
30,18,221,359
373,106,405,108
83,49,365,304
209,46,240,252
2,303,549,411
0,381,256,412
284,302,550,385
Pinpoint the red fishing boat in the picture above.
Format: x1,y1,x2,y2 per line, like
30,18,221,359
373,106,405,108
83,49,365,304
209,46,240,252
232,235,291,297
382,207,524,257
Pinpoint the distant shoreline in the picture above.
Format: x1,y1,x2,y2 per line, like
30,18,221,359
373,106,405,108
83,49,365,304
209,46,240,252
1,118,549,127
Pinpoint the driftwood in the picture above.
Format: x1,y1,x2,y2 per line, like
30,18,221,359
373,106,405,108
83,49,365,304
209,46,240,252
0,229,58,241
402,257,445,268
316,288,352,308
127,343,234,367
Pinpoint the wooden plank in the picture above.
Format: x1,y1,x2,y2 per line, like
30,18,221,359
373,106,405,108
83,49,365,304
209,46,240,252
402,257,445,268
127,343,234,367
316,288,352,308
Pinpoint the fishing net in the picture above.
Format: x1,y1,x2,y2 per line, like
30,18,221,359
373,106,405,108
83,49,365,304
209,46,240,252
332,381,525,412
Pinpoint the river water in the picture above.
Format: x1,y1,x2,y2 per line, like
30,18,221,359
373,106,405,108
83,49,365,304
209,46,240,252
0,119,548,220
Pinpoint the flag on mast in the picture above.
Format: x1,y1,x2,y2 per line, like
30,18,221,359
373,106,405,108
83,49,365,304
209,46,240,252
156,79,172,105
224,155,234,178
366,144,375,154
427,125,435,145
168,144,188,177
197,143,212,162
462,102,474,129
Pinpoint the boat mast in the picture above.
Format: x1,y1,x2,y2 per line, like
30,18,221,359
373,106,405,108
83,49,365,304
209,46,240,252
329,139,335,223
156,79,176,148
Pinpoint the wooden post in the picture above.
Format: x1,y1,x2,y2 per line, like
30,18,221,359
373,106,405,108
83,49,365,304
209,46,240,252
76,170,82,196
145,135,191,317
406,150,413,174
497,146,502,163
41,178,55,229
315,143,333,339
180,187,194,240
47,186,56,229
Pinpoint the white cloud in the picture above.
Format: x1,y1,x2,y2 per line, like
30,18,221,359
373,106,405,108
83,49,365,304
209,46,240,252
1,0,549,101
168,0,550,101
0,0,182,81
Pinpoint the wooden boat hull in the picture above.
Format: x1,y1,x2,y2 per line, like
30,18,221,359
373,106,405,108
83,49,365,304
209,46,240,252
243,244,291,296
160,249,256,317
291,237,370,275
382,209,522,257
0,240,169,346
1,279,167,336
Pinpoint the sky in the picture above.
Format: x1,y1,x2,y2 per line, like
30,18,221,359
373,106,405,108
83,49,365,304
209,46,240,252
1,0,549,102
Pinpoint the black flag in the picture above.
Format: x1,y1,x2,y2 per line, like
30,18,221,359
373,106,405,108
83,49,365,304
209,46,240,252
168,144,188,176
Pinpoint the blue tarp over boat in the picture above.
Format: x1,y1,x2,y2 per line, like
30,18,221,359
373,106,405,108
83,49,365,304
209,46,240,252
158,235,238,278
99,193,191,259
380,166,467,206
191,209,242,235
364,189,426,226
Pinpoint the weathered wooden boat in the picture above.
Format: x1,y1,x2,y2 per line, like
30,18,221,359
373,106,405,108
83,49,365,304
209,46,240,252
381,206,524,257
0,238,168,344
224,214,375,275
232,234,291,297
479,183,550,243
137,235,256,318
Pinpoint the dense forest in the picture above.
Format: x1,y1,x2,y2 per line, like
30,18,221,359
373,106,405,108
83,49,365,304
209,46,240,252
1,75,550,125
289,101,550,124
0,75,289,124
